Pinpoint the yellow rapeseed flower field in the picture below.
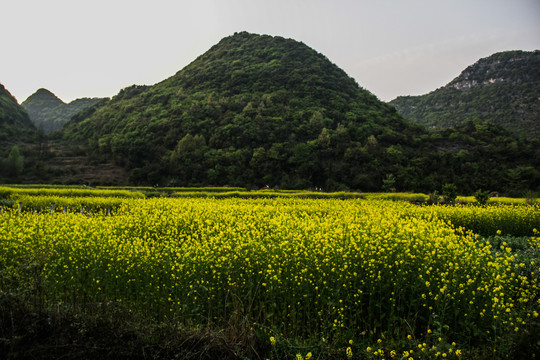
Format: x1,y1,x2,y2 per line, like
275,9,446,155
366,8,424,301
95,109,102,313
0,196,538,358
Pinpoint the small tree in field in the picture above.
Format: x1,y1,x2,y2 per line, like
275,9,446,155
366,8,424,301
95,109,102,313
474,189,490,205
428,191,440,205
442,183,457,204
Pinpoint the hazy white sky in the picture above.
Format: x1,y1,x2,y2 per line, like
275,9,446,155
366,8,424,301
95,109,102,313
1,0,539,103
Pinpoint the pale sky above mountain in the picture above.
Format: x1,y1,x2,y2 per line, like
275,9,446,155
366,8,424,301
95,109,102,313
1,0,539,103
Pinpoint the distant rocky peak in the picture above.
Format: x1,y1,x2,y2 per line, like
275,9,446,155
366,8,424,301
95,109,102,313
24,88,65,105
21,88,104,134
449,76,506,91
447,50,539,92
388,49,540,139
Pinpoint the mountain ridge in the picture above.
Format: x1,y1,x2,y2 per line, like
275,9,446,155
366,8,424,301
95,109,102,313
22,88,105,134
0,83,36,143
389,50,540,139
2,33,537,192
448,50,538,90
62,32,420,190
58,32,539,193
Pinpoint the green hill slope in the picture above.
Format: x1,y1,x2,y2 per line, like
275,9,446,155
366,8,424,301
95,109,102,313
0,83,36,142
390,50,540,139
61,33,540,193
63,32,420,190
22,88,104,134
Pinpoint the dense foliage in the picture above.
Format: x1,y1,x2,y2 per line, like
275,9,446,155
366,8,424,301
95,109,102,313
22,88,104,134
0,83,36,142
390,50,540,139
58,34,540,193
61,32,416,189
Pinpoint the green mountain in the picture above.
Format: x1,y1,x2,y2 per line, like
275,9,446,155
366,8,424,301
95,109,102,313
22,88,104,134
63,32,420,189
62,33,540,193
0,83,36,142
389,50,540,139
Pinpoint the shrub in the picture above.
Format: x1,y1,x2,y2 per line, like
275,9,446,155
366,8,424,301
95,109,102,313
442,183,458,204
474,189,490,205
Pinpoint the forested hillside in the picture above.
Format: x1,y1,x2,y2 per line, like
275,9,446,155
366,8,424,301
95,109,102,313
22,88,104,134
62,32,421,190
390,50,540,139
0,83,36,143
59,33,540,193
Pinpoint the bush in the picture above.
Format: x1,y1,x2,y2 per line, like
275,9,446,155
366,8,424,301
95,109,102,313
474,189,490,205
428,191,440,205
524,190,538,205
442,183,458,204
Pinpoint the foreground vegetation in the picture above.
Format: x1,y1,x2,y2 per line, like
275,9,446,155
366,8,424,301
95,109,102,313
0,187,538,359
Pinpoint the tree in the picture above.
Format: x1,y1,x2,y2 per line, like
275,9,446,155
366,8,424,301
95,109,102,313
442,183,458,204
474,189,490,205
169,134,207,184
382,174,396,192
7,145,24,176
